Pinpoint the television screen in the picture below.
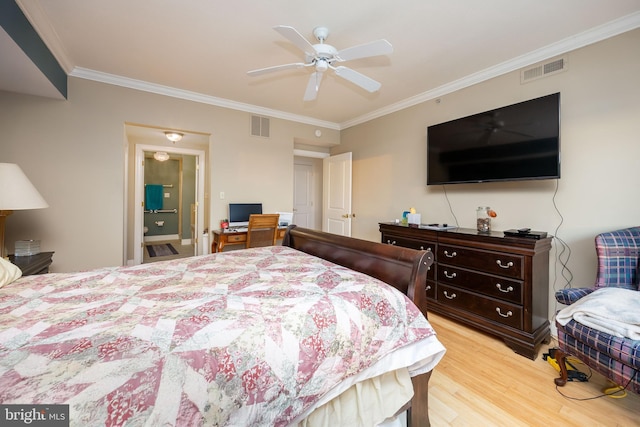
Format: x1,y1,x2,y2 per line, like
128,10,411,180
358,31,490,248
228,203,262,227
427,93,560,185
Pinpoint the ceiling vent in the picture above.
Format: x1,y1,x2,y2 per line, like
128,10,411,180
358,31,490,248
521,57,567,84
251,115,270,138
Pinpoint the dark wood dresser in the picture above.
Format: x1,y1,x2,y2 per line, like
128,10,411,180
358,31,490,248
8,251,54,276
380,223,552,359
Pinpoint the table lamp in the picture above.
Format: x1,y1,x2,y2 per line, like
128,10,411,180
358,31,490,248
0,163,49,259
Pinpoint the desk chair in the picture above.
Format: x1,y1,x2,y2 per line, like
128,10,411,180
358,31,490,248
246,214,280,248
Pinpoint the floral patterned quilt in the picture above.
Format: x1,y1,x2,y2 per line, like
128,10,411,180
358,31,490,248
0,246,442,426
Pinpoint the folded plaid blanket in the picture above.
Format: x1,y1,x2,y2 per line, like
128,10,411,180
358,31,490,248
556,287,640,340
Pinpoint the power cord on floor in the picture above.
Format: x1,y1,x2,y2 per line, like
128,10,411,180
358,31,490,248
554,362,637,401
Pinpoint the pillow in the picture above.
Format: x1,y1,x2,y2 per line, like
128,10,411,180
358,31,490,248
0,257,22,287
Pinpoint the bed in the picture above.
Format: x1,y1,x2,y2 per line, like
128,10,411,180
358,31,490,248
0,226,445,426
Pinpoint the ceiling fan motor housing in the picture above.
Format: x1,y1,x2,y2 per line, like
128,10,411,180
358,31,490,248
313,44,337,71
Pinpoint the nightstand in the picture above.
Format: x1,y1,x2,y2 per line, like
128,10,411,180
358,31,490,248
8,251,54,276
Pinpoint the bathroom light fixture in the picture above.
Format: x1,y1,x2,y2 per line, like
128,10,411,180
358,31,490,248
164,131,183,143
0,163,49,258
153,151,170,162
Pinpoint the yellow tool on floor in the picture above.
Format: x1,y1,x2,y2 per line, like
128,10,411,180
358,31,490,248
544,348,628,398
542,348,588,382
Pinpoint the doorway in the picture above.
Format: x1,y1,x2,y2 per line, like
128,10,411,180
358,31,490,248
142,153,197,263
293,152,353,235
293,156,323,230
133,144,208,265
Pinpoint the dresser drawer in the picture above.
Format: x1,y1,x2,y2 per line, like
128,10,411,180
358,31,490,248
425,279,436,299
383,234,436,280
438,244,523,279
437,266,523,304
437,284,523,329
382,234,436,252
226,234,247,243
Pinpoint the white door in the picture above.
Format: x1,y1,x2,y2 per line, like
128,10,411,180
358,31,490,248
293,162,314,228
323,152,353,236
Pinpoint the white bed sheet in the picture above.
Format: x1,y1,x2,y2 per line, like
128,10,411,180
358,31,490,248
295,334,446,426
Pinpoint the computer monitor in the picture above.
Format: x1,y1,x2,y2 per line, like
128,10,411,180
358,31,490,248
228,203,262,227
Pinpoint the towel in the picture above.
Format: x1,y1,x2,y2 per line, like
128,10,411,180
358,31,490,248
556,287,640,340
145,184,163,211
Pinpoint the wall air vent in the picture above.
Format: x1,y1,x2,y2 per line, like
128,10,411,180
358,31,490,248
250,115,270,138
521,57,567,84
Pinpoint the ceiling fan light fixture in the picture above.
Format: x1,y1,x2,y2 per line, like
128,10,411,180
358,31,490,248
315,59,328,72
164,131,183,143
153,151,170,161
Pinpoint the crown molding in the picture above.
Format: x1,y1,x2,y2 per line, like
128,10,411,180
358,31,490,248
69,67,341,130
27,4,640,132
340,11,640,129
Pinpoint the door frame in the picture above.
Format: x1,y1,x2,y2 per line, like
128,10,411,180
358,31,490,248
133,144,206,265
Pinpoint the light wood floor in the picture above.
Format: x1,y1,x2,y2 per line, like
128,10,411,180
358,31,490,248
426,313,639,426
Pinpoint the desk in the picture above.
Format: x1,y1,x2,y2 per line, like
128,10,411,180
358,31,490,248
212,228,287,253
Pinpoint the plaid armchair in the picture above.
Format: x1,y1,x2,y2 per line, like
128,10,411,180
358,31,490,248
554,227,640,394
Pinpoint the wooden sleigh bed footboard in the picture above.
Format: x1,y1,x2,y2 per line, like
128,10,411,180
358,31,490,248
283,226,435,427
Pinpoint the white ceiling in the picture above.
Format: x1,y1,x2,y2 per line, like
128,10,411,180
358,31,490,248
4,0,640,128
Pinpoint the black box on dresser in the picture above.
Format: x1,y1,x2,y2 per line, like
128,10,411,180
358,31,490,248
380,223,552,359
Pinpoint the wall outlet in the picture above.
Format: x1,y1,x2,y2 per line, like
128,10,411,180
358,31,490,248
164,193,170,198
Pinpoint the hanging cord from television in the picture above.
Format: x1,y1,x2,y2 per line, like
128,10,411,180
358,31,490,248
551,179,574,313
441,185,460,227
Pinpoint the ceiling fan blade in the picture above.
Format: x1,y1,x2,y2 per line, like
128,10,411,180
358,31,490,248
303,71,323,101
274,25,316,57
247,62,307,76
333,66,381,93
336,39,393,62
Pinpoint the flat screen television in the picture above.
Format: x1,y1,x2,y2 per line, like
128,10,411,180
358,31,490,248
427,93,560,185
228,203,262,227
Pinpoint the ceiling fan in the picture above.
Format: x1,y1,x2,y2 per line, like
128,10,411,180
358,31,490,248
247,25,393,101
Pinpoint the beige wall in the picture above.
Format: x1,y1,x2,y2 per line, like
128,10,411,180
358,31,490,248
336,29,640,324
0,77,338,272
1,28,638,328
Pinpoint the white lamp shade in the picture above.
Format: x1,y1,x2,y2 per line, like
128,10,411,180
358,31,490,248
0,163,49,210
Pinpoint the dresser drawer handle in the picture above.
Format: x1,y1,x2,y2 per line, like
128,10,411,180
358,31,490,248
443,291,457,299
496,260,514,269
496,284,514,293
444,250,457,258
444,270,457,279
496,307,513,318
426,285,432,291
387,240,396,245
420,246,432,252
